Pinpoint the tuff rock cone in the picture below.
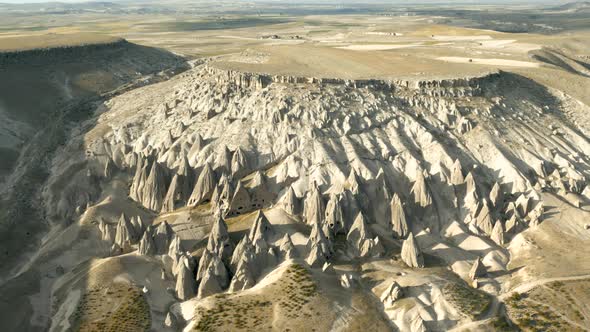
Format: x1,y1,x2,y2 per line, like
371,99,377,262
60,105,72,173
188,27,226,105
325,193,344,234
141,161,168,211
391,193,409,239
450,159,464,185
114,213,136,249
278,233,297,259
188,163,216,206
282,186,300,215
154,221,174,255
175,256,197,300
489,182,503,208
380,281,404,306
138,227,155,255
305,182,325,225
411,170,432,208
491,220,505,246
469,257,486,280
401,232,424,268
207,215,234,263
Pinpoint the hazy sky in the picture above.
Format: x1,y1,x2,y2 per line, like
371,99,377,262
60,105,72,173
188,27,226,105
0,0,573,3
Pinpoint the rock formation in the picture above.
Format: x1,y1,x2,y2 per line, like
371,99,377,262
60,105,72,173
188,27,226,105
98,218,114,243
305,182,325,225
206,215,234,263
401,233,424,268
138,227,155,255
381,281,404,306
114,213,136,250
175,255,197,300
141,161,168,211
325,193,344,235
278,233,297,259
450,159,465,185
188,163,216,206
228,255,256,292
306,221,333,267
491,220,505,246
154,221,174,254
391,193,409,239
249,210,275,246
411,171,432,208
469,257,486,280
282,186,300,216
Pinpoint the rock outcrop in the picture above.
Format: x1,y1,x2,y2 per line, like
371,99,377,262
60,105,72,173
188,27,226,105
154,221,174,255
188,163,216,206
305,182,325,225
391,193,409,239
176,255,197,300
401,233,424,268
282,186,300,215
469,257,486,280
114,213,136,250
381,281,404,306
138,227,155,255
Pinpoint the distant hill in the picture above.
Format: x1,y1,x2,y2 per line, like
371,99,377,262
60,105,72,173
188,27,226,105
550,1,590,12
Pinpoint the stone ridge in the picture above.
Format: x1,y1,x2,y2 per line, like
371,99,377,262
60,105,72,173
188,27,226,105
206,63,500,97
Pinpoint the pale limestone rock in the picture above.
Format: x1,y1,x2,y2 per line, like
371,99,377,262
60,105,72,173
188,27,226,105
228,180,250,216
249,171,274,209
340,274,352,288
175,154,194,203
391,193,409,239
98,218,114,243
380,281,403,306
206,215,234,263
230,235,255,274
325,193,344,235
249,210,275,246
489,182,503,208
138,227,155,255
228,255,256,292
129,158,147,202
197,267,222,299
154,221,174,255
214,145,232,174
165,311,177,329
282,186,300,216
469,257,486,281
161,174,180,213
188,163,216,206
114,213,136,249
401,232,424,268
278,233,298,259
474,202,494,236
175,256,197,300
306,222,332,267
231,147,249,179
515,194,531,217
305,182,325,225
411,170,432,208
491,220,505,246
450,159,464,185
141,161,168,211
104,157,116,179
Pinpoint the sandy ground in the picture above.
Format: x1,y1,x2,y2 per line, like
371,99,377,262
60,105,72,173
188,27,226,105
436,56,540,68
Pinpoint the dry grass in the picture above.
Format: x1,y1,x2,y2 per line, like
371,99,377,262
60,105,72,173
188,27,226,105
505,279,590,331
0,33,120,52
71,283,151,332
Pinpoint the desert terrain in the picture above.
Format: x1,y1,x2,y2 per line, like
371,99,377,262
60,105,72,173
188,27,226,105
1,1,590,332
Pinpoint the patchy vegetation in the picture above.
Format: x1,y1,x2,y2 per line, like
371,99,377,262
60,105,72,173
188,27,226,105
71,284,151,332
442,282,492,319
